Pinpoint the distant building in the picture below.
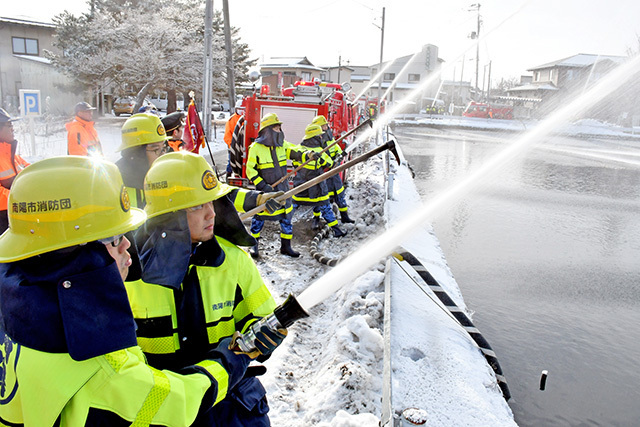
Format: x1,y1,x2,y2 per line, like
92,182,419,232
259,57,325,94
0,16,77,115
506,53,628,117
320,65,354,85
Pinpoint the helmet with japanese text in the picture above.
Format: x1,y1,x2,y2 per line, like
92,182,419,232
0,156,146,262
118,113,169,151
143,152,234,219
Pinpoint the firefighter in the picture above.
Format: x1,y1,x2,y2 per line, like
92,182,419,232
245,113,316,258
224,105,244,175
65,101,103,156
162,111,186,152
115,114,283,280
0,108,29,234
0,156,254,425
127,151,286,426
292,123,347,237
311,115,355,225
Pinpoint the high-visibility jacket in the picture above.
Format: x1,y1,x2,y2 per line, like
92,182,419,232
292,135,333,206
320,131,346,198
224,113,242,148
245,140,309,220
125,235,277,425
0,140,29,211
65,116,102,156
0,243,249,426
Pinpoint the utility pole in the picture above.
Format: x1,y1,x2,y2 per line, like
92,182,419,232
376,7,385,109
222,0,236,111
486,60,492,101
337,55,341,83
202,0,214,140
470,3,481,96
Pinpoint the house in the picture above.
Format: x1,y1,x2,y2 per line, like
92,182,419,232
259,57,325,94
320,65,354,85
0,16,77,115
506,53,627,117
363,44,443,114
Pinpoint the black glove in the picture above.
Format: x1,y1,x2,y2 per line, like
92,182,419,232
253,325,287,357
256,181,274,193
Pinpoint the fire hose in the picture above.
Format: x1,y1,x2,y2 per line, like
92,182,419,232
310,225,341,266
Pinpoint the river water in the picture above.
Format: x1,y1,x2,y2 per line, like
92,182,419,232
394,125,640,426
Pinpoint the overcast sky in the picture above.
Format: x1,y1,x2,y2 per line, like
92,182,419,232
4,0,640,84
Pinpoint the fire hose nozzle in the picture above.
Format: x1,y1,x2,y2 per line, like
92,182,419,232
233,294,309,354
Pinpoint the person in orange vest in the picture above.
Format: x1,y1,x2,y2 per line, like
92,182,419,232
66,101,103,156
224,105,244,175
0,108,29,233
161,111,185,152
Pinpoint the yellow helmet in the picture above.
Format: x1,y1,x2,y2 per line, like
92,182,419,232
311,115,328,127
259,113,283,131
303,124,323,140
118,113,168,151
0,156,146,262
143,152,234,218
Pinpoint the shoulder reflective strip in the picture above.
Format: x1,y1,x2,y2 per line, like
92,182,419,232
137,335,179,355
104,350,129,372
206,320,236,345
234,285,273,321
196,360,229,405
0,168,15,179
131,368,171,426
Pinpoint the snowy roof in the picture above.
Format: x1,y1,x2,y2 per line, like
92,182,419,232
507,83,558,92
13,54,52,64
260,56,325,72
0,16,56,28
528,53,627,71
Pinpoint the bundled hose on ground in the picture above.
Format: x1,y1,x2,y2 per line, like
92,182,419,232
309,225,342,266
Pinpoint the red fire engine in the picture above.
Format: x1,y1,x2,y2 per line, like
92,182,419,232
227,80,358,188
462,101,513,119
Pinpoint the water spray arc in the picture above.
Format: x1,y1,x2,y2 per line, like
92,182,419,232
380,51,421,103
298,53,640,312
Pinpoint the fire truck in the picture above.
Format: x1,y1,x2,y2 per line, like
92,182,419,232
227,80,359,188
462,101,513,120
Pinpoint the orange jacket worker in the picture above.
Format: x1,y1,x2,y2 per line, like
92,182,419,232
0,108,29,233
66,101,103,156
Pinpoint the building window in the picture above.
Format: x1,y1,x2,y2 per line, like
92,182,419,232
301,72,311,81
408,74,420,82
383,73,395,81
12,37,39,55
320,73,326,80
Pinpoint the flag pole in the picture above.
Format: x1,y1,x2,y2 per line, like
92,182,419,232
190,94,219,177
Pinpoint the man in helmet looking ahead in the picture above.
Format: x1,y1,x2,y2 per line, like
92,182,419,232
0,156,254,425
245,112,317,258
127,151,286,426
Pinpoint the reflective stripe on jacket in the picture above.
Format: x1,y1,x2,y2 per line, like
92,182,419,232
125,236,276,369
245,141,306,220
65,117,102,156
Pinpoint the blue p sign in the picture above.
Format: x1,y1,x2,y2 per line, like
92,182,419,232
19,90,41,117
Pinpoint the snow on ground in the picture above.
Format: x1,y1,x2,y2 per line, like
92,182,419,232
393,114,640,139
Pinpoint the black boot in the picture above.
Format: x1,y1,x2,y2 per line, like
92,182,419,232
312,216,321,230
332,225,347,238
340,211,355,224
280,238,300,257
250,239,260,258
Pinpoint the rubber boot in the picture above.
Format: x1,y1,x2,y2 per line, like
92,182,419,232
312,216,321,231
332,225,347,238
250,239,260,259
280,238,300,257
340,211,355,224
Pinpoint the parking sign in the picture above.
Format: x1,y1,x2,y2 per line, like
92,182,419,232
19,90,41,117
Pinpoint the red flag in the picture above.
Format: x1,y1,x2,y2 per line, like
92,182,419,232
183,99,205,153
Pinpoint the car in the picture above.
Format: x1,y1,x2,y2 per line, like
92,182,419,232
211,98,224,112
112,96,155,116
